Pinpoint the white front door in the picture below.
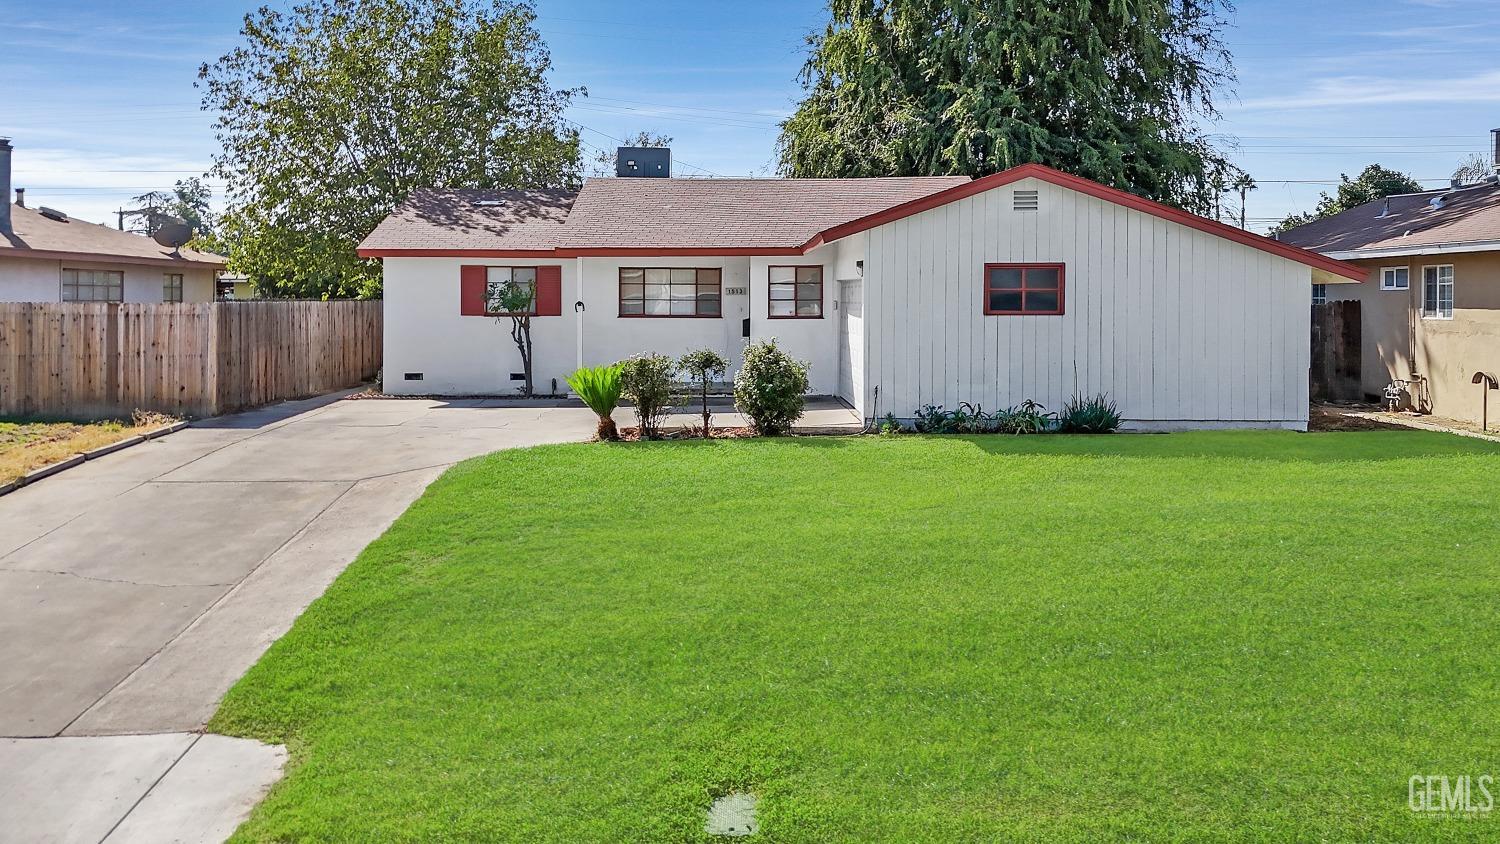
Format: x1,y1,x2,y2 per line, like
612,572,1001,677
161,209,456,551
838,279,863,414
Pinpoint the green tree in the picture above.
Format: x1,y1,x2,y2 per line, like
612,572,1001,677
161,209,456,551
1273,164,1424,232
679,348,727,438
122,177,216,239
200,0,581,299
778,0,1241,214
491,280,537,396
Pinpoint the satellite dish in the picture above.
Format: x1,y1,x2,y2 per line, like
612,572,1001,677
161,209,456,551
152,219,194,253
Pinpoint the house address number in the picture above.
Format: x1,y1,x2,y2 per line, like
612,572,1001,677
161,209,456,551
725,286,748,295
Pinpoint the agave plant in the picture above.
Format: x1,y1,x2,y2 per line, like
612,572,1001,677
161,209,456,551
1058,393,1122,433
566,363,624,441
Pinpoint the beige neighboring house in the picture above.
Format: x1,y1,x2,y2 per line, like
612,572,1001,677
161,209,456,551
1278,163,1500,425
0,139,224,303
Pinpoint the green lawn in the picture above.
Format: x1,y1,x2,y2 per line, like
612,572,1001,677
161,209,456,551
214,431,1500,842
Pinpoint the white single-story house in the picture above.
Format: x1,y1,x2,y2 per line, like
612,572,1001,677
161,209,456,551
0,140,224,303
359,160,1365,430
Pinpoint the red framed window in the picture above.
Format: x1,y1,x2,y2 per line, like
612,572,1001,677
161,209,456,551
619,268,722,317
485,266,538,315
769,265,823,318
983,263,1064,315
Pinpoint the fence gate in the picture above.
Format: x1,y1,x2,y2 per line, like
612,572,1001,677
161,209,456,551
1310,300,1362,402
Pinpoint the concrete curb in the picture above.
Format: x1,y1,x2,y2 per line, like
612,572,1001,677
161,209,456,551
0,422,187,498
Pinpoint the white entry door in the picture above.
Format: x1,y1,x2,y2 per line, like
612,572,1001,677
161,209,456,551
838,279,863,413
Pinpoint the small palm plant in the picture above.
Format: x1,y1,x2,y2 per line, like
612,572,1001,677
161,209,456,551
566,363,624,441
679,348,727,438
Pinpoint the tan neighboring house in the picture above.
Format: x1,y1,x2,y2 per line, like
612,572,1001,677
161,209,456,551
0,139,224,303
1278,169,1500,426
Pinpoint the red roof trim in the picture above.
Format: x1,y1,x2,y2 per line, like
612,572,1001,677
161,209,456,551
359,248,557,258
358,246,806,258
804,163,1367,282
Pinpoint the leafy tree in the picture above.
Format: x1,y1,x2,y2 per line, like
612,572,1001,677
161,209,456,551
590,131,672,176
200,0,581,299
491,280,537,396
679,348,727,437
1274,164,1424,232
778,0,1242,215
122,177,216,239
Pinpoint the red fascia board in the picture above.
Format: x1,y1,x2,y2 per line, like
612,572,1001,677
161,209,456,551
804,163,1368,282
557,246,805,257
359,248,557,258
359,246,807,258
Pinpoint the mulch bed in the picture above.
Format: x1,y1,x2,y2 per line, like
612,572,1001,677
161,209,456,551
616,426,756,441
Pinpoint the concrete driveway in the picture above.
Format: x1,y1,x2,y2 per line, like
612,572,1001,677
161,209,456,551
0,393,596,842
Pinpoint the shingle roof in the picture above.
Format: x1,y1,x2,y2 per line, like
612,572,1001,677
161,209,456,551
358,188,577,253
554,176,970,251
1277,180,1500,254
1,204,225,268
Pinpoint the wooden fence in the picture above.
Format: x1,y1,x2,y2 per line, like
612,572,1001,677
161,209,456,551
1310,299,1362,402
0,301,382,419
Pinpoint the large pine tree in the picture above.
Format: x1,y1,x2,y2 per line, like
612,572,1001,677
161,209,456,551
778,0,1240,215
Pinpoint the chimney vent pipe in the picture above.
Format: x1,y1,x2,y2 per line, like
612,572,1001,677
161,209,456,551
0,138,12,235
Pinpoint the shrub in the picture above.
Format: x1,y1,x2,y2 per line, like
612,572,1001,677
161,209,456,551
620,353,678,439
879,413,904,436
566,363,624,441
992,399,1055,435
1058,393,1122,433
679,348,728,439
733,339,809,436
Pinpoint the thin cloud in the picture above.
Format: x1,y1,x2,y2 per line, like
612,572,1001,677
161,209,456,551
1236,70,1500,110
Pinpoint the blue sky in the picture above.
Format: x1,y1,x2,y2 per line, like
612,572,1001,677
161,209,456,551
2,0,1498,232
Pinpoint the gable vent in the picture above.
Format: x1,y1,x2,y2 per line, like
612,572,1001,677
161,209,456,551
1013,189,1039,212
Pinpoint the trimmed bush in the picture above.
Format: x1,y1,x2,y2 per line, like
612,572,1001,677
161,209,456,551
679,348,728,438
733,339,809,436
566,363,624,441
1058,393,1122,433
620,353,678,439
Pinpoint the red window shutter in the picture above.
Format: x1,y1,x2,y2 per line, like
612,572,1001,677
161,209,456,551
535,265,562,316
460,265,487,315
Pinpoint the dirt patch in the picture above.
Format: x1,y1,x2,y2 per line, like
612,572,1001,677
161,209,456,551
1309,404,1408,432
617,425,757,441
0,410,179,484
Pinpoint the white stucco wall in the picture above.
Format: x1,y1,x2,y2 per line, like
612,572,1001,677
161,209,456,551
857,175,1315,429
381,254,847,396
0,257,216,302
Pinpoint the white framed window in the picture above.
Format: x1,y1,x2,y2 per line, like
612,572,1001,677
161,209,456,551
61,268,123,302
1380,266,1409,291
1311,283,1327,305
1422,265,1454,319
163,273,184,303
485,266,537,315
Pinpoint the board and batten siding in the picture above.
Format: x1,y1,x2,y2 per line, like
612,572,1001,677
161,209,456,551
859,176,1313,429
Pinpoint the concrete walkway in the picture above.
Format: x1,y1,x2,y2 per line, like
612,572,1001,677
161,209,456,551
0,393,598,842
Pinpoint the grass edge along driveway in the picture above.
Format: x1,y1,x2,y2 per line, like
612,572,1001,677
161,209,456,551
211,431,1500,842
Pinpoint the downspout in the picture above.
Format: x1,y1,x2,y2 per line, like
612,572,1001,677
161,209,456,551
574,256,585,375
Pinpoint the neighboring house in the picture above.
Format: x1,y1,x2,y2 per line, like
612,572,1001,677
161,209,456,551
0,139,224,303
1278,152,1500,425
359,156,1363,430
217,274,258,300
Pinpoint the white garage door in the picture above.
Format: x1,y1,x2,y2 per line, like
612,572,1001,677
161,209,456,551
838,279,863,413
